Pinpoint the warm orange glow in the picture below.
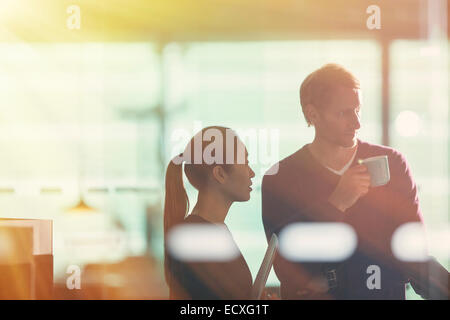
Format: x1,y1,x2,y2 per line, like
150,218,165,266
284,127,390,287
65,198,99,215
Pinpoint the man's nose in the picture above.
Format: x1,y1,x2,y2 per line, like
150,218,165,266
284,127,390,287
350,110,361,130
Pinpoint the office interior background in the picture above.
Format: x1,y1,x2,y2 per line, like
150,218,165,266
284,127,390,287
0,0,448,299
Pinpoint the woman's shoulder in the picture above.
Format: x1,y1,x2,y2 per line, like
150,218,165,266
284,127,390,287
184,214,211,224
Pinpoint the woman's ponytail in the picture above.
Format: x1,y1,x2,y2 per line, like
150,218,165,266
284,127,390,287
163,156,189,285
163,126,234,294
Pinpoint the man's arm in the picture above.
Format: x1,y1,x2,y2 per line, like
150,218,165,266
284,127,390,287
389,151,423,224
261,172,345,299
387,151,444,298
409,256,449,300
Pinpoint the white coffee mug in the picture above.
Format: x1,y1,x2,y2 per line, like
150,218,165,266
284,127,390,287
358,155,390,187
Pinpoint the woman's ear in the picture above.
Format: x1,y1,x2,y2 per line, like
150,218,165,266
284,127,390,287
211,166,227,184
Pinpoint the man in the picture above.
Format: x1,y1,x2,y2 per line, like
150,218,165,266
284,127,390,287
261,64,429,299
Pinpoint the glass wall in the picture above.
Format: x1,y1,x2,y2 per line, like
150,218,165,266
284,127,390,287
0,43,162,277
390,40,449,299
165,40,382,286
0,39,447,299
0,40,383,288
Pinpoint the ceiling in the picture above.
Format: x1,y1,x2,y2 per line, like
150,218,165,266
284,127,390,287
0,0,447,42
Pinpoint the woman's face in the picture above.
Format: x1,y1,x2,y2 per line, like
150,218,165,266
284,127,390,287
221,147,255,202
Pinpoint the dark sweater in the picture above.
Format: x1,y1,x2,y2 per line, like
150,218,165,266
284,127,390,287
261,139,425,300
168,215,253,300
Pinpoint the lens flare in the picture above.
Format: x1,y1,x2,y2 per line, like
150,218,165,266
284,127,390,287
167,223,239,262
391,222,429,262
395,110,422,137
279,223,357,262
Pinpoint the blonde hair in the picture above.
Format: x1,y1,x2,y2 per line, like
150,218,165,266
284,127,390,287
299,63,360,126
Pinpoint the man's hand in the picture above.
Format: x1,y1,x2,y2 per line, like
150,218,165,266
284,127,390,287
295,276,331,299
261,288,281,300
328,165,371,212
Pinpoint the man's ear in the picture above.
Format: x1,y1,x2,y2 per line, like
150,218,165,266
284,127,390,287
305,103,319,126
211,166,227,184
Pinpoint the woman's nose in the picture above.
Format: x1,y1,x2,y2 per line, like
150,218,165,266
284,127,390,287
249,166,256,178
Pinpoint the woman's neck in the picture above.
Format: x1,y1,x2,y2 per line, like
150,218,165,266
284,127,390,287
191,189,232,224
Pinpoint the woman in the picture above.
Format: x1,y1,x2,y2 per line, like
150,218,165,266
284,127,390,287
164,126,255,299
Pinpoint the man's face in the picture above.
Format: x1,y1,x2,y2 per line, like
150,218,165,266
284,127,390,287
313,86,362,148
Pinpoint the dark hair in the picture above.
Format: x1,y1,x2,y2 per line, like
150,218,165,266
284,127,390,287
299,63,360,126
163,126,242,286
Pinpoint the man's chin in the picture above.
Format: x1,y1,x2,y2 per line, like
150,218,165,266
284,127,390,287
341,136,358,148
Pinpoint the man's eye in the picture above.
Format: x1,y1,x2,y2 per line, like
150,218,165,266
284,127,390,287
338,109,360,117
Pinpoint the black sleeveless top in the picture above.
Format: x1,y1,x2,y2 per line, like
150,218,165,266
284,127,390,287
168,215,253,299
